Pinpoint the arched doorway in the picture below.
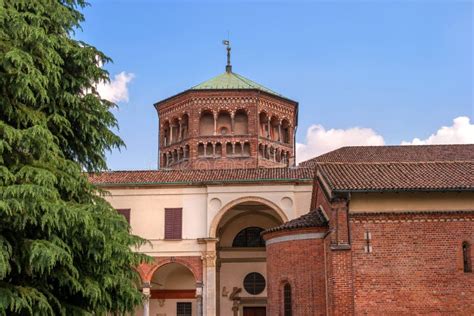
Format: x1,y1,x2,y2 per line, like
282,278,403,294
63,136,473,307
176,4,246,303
148,263,197,316
214,200,286,315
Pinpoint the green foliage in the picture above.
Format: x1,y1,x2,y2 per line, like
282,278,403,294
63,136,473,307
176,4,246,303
0,0,150,314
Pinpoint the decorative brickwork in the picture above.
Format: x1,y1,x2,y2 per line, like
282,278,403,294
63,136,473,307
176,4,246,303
154,89,297,169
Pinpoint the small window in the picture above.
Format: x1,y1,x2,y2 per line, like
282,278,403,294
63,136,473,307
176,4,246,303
243,272,266,295
116,209,130,224
284,283,292,316
177,302,192,316
165,208,182,240
463,241,472,273
232,227,265,247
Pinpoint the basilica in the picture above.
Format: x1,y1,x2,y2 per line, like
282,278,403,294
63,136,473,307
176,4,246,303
90,51,473,316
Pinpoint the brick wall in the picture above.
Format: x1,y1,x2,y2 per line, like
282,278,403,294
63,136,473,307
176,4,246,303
350,211,474,315
265,228,328,316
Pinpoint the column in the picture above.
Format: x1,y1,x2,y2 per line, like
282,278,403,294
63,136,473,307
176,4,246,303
230,112,235,134
202,239,218,316
267,120,271,138
278,122,282,142
142,283,151,316
232,143,235,155
213,143,216,157
170,124,174,144
178,119,182,142
196,281,204,316
213,113,218,135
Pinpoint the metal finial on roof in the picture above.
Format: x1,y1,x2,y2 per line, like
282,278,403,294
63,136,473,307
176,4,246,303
222,39,232,73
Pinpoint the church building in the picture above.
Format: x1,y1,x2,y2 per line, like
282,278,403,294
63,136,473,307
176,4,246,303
89,45,473,316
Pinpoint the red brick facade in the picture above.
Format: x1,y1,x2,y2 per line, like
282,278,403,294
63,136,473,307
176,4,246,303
264,228,328,316
154,90,297,169
265,176,474,315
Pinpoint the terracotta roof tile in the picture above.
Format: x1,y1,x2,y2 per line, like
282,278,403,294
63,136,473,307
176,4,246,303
317,161,473,192
88,167,313,186
264,208,329,234
300,144,474,168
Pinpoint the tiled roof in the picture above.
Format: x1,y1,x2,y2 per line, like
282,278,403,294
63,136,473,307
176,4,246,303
190,71,285,99
299,144,474,168
317,161,473,192
264,208,329,234
88,167,313,186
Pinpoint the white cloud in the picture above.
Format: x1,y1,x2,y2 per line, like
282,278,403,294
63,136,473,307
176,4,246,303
401,116,474,145
97,72,135,103
296,125,385,163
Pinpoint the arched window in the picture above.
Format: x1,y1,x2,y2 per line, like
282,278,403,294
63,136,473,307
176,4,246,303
232,227,265,247
283,283,292,316
199,111,214,136
234,109,248,134
463,241,472,273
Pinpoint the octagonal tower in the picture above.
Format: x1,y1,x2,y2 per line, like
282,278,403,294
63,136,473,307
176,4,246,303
154,55,298,170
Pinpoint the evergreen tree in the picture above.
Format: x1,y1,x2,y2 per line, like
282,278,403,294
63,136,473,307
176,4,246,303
0,1,149,314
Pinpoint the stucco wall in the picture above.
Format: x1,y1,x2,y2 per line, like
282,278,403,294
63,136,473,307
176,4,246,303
350,191,474,212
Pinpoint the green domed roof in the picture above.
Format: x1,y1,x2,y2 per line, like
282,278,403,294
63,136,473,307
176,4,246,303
191,71,284,98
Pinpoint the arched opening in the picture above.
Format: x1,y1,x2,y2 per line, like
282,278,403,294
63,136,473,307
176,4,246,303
171,118,180,144
234,142,242,156
172,149,178,164
283,283,292,316
162,121,170,147
259,112,269,138
214,199,286,314
163,153,168,167
463,241,472,273
217,111,232,135
270,116,279,141
148,263,197,316
206,143,213,157
281,119,290,144
199,111,214,136
215,142,222,157
232,227,266,247
234,109,248,135
181,113,189,140
197,143,204,157
243,142,251,157
184,145,189,159
226,142,233,157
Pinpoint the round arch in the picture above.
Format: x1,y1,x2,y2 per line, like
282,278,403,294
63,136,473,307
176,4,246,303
209,196,289,238
139,257,202,283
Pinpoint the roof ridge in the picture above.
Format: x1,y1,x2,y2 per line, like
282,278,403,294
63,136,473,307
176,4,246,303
315,160,473,166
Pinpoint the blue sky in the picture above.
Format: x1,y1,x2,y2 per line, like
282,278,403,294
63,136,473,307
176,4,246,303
77,1,473,170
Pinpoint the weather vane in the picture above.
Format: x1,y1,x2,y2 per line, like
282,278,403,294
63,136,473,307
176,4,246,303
222,39,232,73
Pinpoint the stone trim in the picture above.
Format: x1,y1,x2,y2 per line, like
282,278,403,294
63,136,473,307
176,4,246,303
265,232,326,246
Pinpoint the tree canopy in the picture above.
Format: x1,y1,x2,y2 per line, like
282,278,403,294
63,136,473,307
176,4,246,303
0,0,149,314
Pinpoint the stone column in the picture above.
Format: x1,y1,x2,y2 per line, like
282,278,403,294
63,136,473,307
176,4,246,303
213,113,218,135
213,143,216,157
201,239,218,316
178,119,182,141
196,281,204,316
142,283,151,316
230,112,235,134
267,120,271,138
170,124,174,144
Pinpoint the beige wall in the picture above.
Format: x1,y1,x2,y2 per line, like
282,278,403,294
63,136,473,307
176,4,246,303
350,191,474,212
103,183,312,256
